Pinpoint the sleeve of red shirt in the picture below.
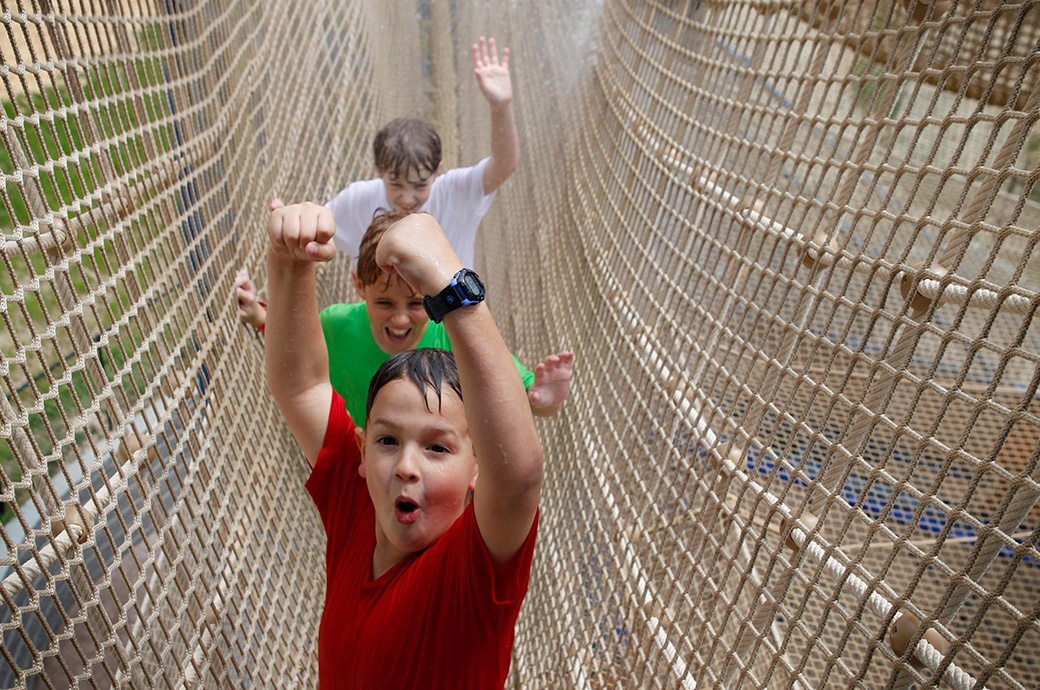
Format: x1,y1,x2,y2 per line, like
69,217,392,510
255,301,267,334
305,391,363,534
491,508,539,604
460,503,540,605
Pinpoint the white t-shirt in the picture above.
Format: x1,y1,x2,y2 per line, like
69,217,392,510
324,158,494,267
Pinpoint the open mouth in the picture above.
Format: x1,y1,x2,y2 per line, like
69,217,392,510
395,498,419,524
384,327,412,345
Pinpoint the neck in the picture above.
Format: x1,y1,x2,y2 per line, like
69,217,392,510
371,531,408,580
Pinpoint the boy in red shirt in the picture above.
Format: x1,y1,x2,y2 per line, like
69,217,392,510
264,203,543,689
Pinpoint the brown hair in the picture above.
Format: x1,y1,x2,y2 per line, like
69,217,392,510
372,118,442,181
356,208,412,288
366,348,461,421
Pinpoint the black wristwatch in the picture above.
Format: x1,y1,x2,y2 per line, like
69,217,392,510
423,268,486,323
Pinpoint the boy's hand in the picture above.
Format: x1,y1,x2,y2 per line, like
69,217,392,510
375,213,463,297
528,351,575,417
234,267,267,328
472,36,512,107
267,202,336,262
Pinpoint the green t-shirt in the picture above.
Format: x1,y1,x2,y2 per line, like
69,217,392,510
320,301,535,427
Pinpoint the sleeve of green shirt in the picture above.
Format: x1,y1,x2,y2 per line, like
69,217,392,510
511,353,535,391
425,318,535,391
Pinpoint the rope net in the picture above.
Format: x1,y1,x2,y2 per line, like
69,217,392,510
2,0,1039,687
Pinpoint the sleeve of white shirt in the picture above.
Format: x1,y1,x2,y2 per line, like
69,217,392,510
426,158,495,267
324,178,391,259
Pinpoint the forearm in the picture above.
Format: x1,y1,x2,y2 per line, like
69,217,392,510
264,249,332,461
489,101,518,166
483,101,519,193
444,304,542,488
265,252,327,384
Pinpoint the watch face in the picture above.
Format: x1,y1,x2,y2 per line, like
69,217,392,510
459,271,485,298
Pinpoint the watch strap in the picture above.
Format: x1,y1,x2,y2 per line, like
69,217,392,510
423,269,485,323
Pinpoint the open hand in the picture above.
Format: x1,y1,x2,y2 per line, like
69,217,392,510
528,350,574,417
472,36,512,106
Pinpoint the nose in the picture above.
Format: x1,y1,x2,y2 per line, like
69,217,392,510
390,308,412,327
395,446,420,482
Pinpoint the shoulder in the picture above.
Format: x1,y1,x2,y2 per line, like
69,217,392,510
434,158,489,183
321,301,366,326
418,321,452,349
321,301,366,320
321,302,369,350
305,393,363,512
316,392,359,462
428,504,539,604
431,159,489,194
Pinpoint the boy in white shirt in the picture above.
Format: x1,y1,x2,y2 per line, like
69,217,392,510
237,35,517,327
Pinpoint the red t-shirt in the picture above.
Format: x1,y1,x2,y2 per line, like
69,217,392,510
305,392,539,690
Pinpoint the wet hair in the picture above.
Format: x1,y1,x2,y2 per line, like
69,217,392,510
356,208,412,287
366,349,462,421
372,118,442,181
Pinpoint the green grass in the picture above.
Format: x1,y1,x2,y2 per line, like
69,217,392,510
1,38,182,525
0,87,83,229
1,326,168,524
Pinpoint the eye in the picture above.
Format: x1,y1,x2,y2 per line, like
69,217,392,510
428,443,450,454
376,436,398,447
409,300,424,309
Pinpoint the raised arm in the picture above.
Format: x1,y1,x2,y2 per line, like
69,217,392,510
472,36,519,195
264,202,338,465
376,214,543,561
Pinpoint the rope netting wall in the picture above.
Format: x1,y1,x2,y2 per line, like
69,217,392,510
2,0,1039,688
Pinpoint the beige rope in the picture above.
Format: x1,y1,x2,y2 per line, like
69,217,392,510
4,1,1040,688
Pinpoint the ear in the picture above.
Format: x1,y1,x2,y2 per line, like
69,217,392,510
355,427,367,479
469,465,478,492
352,268,366,300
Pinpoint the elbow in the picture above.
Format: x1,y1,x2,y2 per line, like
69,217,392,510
495,441,544,497
519,447,545,494
503,154,519,179
264,359,287,411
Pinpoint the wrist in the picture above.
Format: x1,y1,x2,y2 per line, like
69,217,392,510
423,268,485,323
423,265,464,298
267,246,318,273
488,98,513,115
249,301,268,330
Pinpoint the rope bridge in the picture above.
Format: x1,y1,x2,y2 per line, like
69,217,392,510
2,0,1039,687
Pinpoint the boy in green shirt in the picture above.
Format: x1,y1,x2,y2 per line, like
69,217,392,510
321,209,573,426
